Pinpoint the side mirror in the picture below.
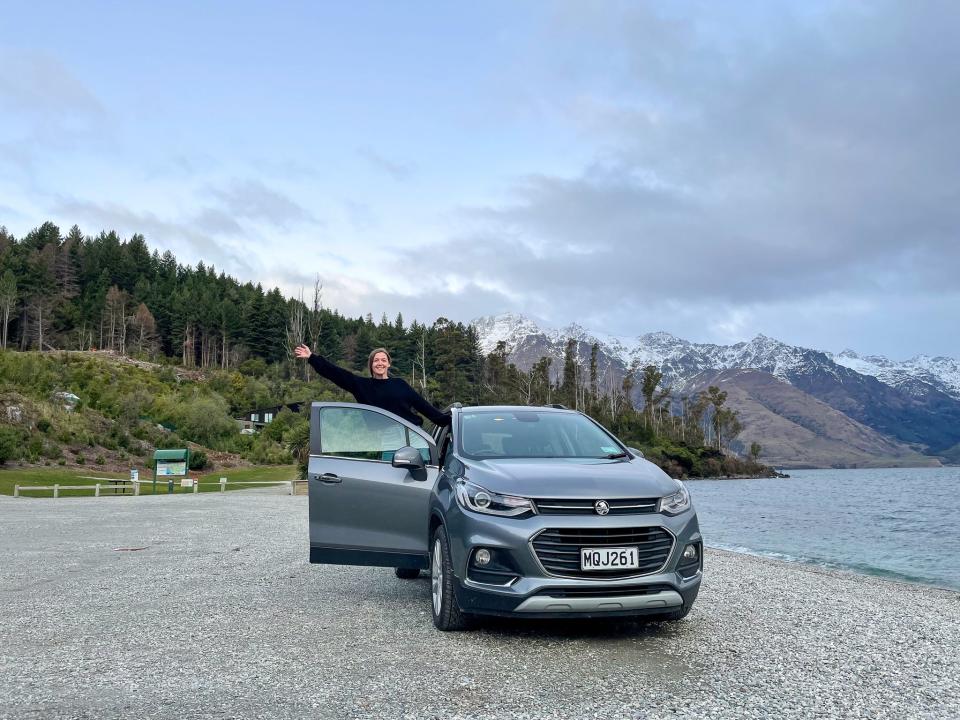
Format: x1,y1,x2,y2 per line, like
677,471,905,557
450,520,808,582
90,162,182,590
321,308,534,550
627,447,644,459
392,446,426,472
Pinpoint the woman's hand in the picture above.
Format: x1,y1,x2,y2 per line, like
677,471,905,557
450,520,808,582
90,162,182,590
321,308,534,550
294,344,313,359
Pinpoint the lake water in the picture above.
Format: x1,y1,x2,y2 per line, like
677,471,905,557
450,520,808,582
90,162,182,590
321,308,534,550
686,467,960,591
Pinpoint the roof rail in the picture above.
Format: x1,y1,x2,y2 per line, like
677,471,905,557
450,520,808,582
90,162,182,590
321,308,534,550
545,403,567,409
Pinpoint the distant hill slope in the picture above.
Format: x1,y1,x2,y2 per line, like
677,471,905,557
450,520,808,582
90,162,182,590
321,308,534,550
688,370,938,469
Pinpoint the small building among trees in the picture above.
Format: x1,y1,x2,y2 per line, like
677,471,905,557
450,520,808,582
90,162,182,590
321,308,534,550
236,402,305,433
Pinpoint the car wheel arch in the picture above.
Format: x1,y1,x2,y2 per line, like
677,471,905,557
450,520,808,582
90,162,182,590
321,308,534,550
428,511,445,546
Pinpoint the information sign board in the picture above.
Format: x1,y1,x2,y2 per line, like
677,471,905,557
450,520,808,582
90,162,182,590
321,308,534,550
156,461,187,477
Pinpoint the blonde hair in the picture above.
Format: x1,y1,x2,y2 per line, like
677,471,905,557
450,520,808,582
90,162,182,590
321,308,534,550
367,347,392,377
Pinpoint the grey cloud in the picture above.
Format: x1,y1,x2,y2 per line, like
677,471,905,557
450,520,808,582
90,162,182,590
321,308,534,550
271,265,516,327
357,147,415,182
193,207,244,236
50,196,256,279
0,203,26,224
143,152,221,182
423,1,960,325
0,49,104,117
208,179,315,229
0,49,111,177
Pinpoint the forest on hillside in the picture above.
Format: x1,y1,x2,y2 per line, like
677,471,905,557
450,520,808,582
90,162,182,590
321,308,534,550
0,221,770,478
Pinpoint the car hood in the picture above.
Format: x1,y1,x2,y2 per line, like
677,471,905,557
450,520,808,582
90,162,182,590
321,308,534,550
462,457,679,499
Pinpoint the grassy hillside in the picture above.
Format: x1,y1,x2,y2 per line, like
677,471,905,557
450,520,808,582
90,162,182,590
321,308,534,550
0,350,321,473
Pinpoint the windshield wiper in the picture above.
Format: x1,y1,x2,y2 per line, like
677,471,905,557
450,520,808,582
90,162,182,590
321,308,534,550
603,452,629,459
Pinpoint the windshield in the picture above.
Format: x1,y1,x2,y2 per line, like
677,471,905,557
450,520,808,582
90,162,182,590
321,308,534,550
457,410,626,460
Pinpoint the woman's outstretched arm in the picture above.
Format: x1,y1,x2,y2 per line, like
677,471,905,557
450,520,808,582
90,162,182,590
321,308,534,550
403,381,452,427
294,344,360,397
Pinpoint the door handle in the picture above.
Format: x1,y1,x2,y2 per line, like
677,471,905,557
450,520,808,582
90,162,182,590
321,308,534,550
319,473,342,484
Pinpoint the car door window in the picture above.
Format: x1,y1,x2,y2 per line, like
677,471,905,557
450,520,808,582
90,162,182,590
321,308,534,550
320,406,411,462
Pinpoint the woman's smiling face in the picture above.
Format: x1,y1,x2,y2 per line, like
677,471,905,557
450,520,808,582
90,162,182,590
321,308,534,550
371,351,391,379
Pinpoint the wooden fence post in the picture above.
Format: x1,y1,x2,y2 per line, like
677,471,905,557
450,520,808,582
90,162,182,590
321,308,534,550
95,483,100,497
54,484,59,499
14,485,19,498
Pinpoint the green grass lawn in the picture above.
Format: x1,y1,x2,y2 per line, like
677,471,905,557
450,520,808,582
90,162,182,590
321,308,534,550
0,465,298,497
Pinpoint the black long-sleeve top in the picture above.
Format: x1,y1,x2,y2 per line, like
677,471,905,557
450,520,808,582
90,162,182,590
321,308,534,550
308,353,450,428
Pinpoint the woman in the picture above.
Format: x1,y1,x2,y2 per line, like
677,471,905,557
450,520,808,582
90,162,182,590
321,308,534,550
294,344,450,428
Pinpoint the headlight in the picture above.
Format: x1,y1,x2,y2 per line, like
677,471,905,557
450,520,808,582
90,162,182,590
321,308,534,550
659,483,691,516
455,480,535,518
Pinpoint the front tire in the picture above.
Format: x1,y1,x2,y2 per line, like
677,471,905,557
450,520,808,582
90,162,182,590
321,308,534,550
430,526,469,631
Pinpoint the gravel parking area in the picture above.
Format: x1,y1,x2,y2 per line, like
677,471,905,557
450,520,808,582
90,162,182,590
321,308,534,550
1,492,957,720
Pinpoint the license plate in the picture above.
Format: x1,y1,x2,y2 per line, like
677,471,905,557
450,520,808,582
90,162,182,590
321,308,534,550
580,546,639,571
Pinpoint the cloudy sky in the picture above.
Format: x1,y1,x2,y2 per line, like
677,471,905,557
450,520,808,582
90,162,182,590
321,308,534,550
2,1,958,358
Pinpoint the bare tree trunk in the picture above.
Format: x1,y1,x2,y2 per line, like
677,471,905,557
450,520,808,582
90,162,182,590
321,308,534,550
286,289,307,379
183,324,192,366
413,331,429,399
20,306,29,350
118,310,128,356
308,276,323,380
36,303,43,351
1,306,8,350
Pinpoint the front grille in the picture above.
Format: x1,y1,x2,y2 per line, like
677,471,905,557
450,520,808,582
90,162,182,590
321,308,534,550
531,527,674,579
533,498,658,515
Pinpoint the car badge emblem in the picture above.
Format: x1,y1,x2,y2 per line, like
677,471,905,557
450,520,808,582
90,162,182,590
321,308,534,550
594,500,610,516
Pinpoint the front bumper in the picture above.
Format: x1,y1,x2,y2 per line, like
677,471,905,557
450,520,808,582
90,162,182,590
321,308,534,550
444,502,702,618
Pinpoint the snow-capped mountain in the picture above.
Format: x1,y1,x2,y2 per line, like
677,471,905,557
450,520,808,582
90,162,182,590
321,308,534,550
471,313,960,461
833,350,960,400
473,313,960,400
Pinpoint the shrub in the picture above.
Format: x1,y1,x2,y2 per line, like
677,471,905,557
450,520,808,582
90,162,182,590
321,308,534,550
76,456,85,465
27,434,44,458
95,455,105,465
239,358,268,377
189,450,208,470
0,426,21,465
245,433,293,465
175,396,237,448
37,418,52,433
43,442,64,460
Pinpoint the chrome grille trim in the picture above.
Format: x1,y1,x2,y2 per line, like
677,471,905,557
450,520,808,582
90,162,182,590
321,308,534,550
533,498,659,515
528,526,676,580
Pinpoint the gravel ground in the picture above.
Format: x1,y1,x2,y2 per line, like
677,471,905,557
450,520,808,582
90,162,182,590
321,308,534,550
1,491,957,720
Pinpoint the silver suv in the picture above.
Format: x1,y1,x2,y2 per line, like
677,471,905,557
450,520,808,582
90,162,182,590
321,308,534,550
308,403,702,630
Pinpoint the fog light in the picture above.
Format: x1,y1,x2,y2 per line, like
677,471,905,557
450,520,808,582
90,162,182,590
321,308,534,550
475,548,492,566
682,544,698,560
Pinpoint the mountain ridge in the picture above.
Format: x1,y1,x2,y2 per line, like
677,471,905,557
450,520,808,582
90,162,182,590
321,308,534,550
471,313,960,466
